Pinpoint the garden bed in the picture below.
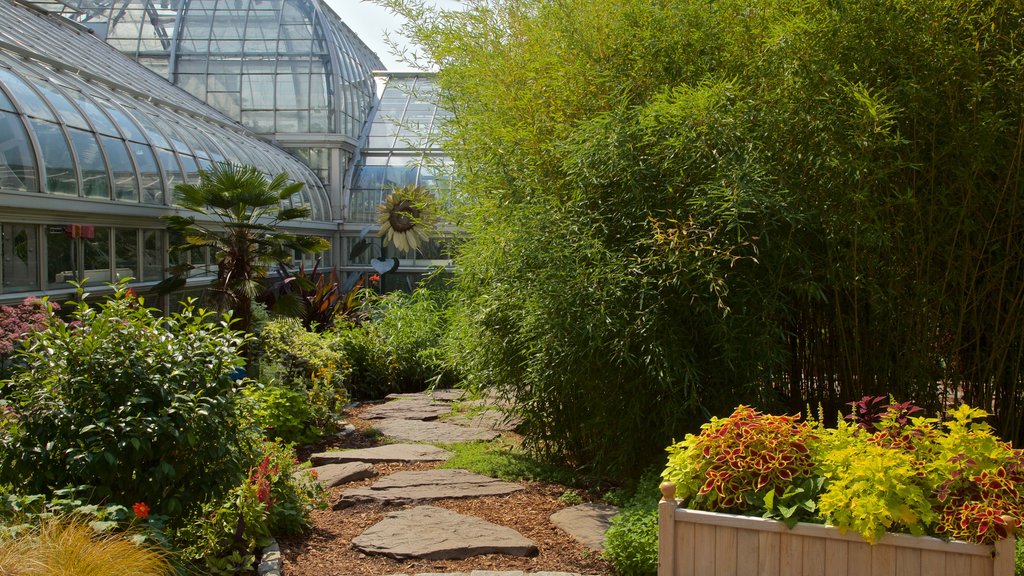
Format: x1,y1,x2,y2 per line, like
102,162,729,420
658,483,1015,576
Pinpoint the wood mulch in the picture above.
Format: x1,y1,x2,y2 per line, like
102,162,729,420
278,404,614,576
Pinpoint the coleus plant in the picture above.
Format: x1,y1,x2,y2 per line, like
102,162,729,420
663,400,1024,545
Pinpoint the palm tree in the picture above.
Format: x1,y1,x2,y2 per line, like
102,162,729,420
158,163,330,336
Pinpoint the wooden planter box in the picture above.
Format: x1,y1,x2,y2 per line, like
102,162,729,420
658,482,1016,576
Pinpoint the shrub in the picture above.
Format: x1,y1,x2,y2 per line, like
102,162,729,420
0,297,54,378
0,284,258,519
332,322,395,400
176,441,325,574
0,517,174,576
242,383,316,444
602,469,662,576
372,284,460,392
254,317,351,431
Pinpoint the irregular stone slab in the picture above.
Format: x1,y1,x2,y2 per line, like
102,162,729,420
352,505,537,559
446,409,521,432
294,462,375,487
310,444,453,466
371,418,500,443
362,398,452,421
549,503,620,551
469,572,526,576
337,468,523,507
386,389,466,402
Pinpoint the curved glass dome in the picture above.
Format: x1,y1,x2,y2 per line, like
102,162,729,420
348,74,451,223
0,0,330,220
42,0,382,143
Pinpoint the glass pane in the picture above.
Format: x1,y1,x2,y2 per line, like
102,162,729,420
68,129,110,199
2,223,39,292
114,228,138,281
35,82,89,129
46,225,75,288
29,119,77,196
178,153,200,184
100,101,147,143
0,110,37,191
157,148,184,192
0,86,14,112
126,107,170,149
142,229,164,282
82,227,110,286
0,68,55,120
130,142,164,204
100,136,139,201
70,92,120,136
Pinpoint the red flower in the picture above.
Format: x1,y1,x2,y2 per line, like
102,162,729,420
369,274,381,284
124,287,137,299
133,502,150,520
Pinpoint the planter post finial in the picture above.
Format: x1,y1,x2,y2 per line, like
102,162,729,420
659,481,676,503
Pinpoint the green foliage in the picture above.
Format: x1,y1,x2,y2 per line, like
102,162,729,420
602,469,663,576
439,440,577,486
254,317,351,431
0,284,258,519
242,383,316,444
603,507,658,576
1016,538,1024,576
665,403,1024,544
557,490,583,506
371,284,461,392
384,0,1024,478
304,281,460,401
161,162,330,335
176,441,325,574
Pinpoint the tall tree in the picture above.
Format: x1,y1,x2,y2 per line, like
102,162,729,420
160,163,329,336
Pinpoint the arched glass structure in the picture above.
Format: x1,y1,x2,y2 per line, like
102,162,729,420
33,0,381,143
348,74,451,223
0,0,334,300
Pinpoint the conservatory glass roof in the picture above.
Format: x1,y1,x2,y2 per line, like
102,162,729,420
0,0,331,220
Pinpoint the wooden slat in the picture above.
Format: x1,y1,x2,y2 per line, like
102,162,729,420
895,547,921,576
780,533,803,575
825,538,849,576
759,530,781,576
676,520,695,576
803,536,826,576
871,544,896,576
736,529,760,575
945,552,971,576
659,497,676,576
715,526,738,576
969,554,991,576
920,550,945,575
847,541,871,576
993,538,1015,576
694,523,716,575
674,510,993,556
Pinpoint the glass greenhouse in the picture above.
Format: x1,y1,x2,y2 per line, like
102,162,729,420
0,0,451,305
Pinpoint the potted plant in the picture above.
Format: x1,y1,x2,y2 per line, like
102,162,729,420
658,400,1021,576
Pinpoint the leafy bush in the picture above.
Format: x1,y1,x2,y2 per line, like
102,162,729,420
664,401,1024,544
242,383,316,444
0,297,54,378
372,284,460,392
176,441,325,574
602,468,662,576
0,285,258,519
332,322,395,400
386,0,1024,478
0,517,173,576
254,317,351,431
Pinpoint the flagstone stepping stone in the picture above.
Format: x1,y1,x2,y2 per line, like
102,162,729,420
352,505,538,559
445,409,521,432
370,418,500,443
549,503,620,551
335,468,523,508
362,397,453,421
310,444,453,466
293,462,375,488
386,389,466,402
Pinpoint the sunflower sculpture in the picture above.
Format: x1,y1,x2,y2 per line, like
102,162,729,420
376,184,437,254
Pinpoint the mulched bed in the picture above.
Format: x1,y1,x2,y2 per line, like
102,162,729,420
278,404,615,576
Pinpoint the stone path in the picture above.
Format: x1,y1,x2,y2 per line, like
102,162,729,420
302,389,615,575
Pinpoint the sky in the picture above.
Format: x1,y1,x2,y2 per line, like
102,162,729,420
323,0,464,70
